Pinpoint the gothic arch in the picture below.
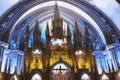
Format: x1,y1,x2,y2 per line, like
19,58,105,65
78,69,91,80
0,1,120,80
31,73,42,80
100,74,109,80
1,0,119,45
51,61,72,70
81,73,91,80
30,70,43,80
50,62,74,80
10,74,20,80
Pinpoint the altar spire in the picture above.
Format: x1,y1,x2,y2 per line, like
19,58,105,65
52,3,63,39
54,2,60,21
33,19,41,47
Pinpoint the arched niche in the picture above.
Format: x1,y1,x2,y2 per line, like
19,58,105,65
31,73,42,80
10,75,19,80
31,49,43,69
101,74,109,80
75,50,86,69
80,73,91,80
51,63,72,80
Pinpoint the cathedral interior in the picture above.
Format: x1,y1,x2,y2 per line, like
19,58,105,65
0,0,120,80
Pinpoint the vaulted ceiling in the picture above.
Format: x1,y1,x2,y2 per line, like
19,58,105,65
0,0,120,48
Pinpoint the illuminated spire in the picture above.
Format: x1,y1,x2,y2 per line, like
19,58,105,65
85,26,90,47
74,21,82,50
33,19,41,46
85,25,92,51
67,23,71,37
52,3,63,39
54,2,60,21
46,22,50,37
25,24,30,40
74,22,80,35
85,26,89,40
34,19,40,35
24,24,30,51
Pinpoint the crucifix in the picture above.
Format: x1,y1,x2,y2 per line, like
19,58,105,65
53,66,68,80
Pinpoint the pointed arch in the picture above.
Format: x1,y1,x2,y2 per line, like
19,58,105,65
4,0,107,45
51,61,72,69
30,70,43,80
101,74,109,80
10,75,19,80
51,62,73,80
31,73,42,80
81,73,91,80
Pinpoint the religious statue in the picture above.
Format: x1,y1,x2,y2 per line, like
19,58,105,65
57,70,63,80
